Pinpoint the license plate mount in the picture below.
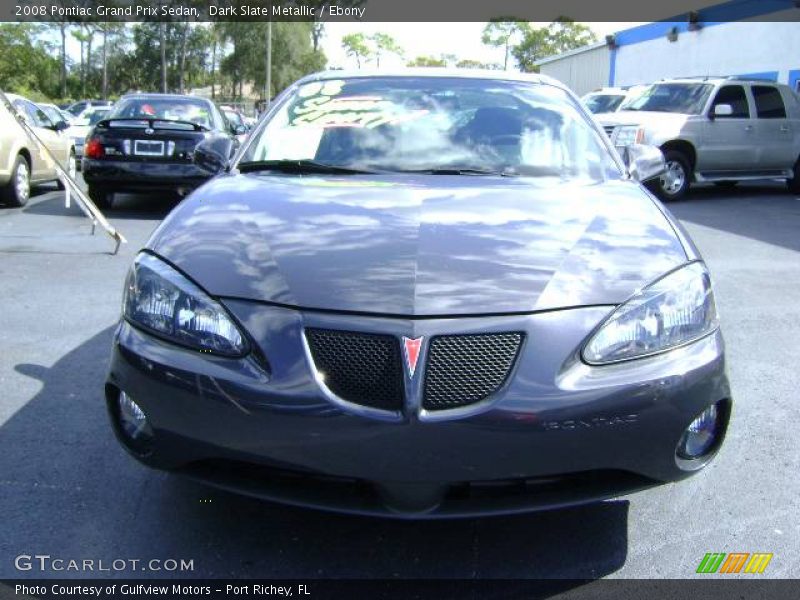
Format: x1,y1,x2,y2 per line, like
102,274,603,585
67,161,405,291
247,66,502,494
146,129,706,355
134,139,165,157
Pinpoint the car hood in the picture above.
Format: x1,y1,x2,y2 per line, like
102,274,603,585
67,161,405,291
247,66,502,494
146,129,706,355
147,173,687,316
596,110,691,129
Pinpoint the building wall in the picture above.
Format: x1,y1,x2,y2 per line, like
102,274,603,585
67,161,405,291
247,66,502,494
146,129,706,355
539,45,609,96
612,20,800,87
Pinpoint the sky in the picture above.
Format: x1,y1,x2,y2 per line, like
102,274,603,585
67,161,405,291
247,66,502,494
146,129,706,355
320,22,646,69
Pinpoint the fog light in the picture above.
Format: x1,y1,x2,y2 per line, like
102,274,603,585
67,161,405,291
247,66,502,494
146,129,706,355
677,403,721,459
117,391,154,453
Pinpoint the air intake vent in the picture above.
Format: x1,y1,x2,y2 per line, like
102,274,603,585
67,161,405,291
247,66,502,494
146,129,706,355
305,328,404,412
423,333,524,411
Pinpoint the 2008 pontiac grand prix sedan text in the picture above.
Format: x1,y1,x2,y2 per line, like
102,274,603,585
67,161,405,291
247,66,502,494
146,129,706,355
105,70,731,518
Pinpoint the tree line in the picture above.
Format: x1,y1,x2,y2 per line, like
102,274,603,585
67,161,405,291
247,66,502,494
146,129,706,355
0,20,325,103
342,19,596,72
0,16,595,104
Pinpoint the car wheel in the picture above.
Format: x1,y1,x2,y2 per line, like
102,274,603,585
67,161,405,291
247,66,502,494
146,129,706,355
788,158,800,194
2,154,31,207
88,186,114,210
651,150,691,201
56,151,77,190
713,180,738,189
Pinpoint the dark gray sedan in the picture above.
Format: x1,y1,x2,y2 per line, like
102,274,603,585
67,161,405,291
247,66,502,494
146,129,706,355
106,70,730,518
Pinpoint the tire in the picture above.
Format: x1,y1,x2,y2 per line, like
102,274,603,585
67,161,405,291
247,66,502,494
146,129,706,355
88,185,113,210
2,154,31,207
56,150,77,191
650,150,691,201
788,158,800,194
713,181,738,189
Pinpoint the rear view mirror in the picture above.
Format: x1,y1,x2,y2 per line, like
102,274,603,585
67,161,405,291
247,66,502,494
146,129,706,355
712,104,733,118
625,144,666,183
234,124,247,136
194,140,229,175
53,120,69,132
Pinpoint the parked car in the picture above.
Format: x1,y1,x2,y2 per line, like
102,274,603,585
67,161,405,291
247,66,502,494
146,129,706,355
598,77,800,200
582,87,630,114
105,70,731,518
65,99,113,117
67,106,112,164
38,102,74,126
0,93,76,207
221,107,250,143
583,85,649,115
82,93,239,208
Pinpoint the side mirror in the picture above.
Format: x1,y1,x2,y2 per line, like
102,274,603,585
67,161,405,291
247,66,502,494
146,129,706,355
625,144,666,183
194,140,229,175
711,103,733,119
53,120,69,132
234,124,247,136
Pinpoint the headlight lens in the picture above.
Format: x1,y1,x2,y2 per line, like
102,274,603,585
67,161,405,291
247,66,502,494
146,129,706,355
123,253,247,356
583,262,718,364
614,125,644,147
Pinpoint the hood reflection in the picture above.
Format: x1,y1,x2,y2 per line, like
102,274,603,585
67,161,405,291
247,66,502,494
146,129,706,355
148,173,687,316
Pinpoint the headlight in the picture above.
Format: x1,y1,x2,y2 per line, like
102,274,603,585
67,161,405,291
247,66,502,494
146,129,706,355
583,262,718,364
123,253,248,356
614,125,644,147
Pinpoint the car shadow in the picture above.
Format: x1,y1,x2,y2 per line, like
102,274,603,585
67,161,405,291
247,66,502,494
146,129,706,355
19,189,179,221
668,182,800,253
1,327,629,584
0,183,62,209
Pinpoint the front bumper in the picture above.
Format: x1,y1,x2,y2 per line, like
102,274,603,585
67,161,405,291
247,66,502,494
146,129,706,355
106,302,731,518
82,158,210,192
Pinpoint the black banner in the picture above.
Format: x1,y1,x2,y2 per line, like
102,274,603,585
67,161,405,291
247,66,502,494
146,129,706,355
2,580,799,600
4,0,800,23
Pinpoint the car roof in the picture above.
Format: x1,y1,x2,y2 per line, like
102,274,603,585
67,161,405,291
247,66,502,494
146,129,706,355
295,68,566,90
656,77,787,87
119,93,211,102
4,93,30,103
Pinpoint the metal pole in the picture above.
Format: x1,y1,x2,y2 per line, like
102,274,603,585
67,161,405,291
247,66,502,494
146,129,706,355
265,20,272,113
0,89,126,254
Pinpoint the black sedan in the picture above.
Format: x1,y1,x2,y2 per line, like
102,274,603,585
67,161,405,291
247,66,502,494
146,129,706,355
82,93,240,208
106,70,731,518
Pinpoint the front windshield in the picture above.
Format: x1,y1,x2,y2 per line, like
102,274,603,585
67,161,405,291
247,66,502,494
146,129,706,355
73,109,109,126
110,97,213,129
619,83,713,114
41,106,63,124
583,94,625,114
241,77,619,180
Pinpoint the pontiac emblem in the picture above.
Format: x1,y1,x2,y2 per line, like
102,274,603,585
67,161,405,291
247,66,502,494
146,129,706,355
402,337,423,378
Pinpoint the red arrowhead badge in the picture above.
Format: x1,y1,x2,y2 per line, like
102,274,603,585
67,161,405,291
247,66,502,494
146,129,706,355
402,336,423,378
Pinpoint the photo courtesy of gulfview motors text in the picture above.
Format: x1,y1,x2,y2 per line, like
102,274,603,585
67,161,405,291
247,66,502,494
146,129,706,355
14,584,308,597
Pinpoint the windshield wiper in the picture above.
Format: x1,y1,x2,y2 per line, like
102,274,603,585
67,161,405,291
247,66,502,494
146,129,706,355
236,159,375,175
389,167,515,176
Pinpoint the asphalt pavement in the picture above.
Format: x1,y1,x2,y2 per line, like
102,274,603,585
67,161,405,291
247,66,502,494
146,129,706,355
0,180,798,580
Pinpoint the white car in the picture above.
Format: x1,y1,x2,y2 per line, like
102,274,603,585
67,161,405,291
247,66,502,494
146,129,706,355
67,106,111,162
582,85,649,114
0,93,76,207
582,87,629,114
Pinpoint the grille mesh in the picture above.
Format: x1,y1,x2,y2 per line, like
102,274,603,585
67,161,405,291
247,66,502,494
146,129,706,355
305,328,404,411
423,333,523,411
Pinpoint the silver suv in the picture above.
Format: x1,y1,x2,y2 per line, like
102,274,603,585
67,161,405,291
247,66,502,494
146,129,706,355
597,77,800,200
